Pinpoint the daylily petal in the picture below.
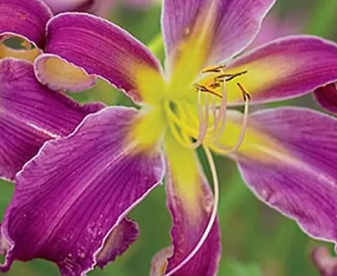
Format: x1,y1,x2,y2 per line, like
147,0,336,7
96,218,139,269
214,107,337,245
0,0,52,49
162,0,275,67
0,43,41,61
0,58,104,180
0,106,165,274
42,0,94,14
37,13,162,102
312,247,337,276
314,83,337,114
224,36,337,105
152,136,221,276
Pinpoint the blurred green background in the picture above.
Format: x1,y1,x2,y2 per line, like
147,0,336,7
1,0,337,275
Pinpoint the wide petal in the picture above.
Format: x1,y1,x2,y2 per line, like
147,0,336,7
213,107,337,245
224,36,337,105
0,106,165,274
36,13,162,102
162,0,275,68
0,0,52,49
314,83,337,114
0,58,103,180
151,136,221,276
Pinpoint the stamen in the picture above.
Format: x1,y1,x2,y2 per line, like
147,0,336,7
189,90,210,149
212,79,227,141
212,82,250,154
164,146,219,276
193,83,222,98
202,64,226,73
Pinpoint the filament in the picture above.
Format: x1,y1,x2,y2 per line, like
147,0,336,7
212,83,250,155
164,146,219,276
212,79,228,141
189,91,210,149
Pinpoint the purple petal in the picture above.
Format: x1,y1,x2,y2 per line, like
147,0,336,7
37,13,162,101
233,107,337,245
152,140,221,276
312,247,337,276
314,83,337,114
0,0,52,48
224,36,337,105
42,0,95,14
0,106,165,274
96,218,139,269
162,0,275,66
0,58,104,180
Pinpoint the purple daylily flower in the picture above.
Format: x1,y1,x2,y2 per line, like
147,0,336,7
2,0,337,276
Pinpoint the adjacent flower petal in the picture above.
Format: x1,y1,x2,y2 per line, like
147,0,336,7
216,107,337,245
42,0,95,14
152,136,221,276
162,0,275,66
0,58,103,180
314,83,337,114
0,0,52,48
0,106,165,274
312,247,337,276
224,36,337,105
37,13,162,102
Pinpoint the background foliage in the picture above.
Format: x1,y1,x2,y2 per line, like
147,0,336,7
1,0,337,275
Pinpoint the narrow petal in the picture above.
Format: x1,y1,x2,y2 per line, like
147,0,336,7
224,36,337,105
0,106,165,274
162,0,275,67
36,13,162,102
213,107,337,245
312,247,337,276
0,58,104,180
0,0,52,49
152,136,221,276
314,83,337,114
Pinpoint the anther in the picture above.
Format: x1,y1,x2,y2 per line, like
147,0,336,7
202,64,226,73
237,82,251,101
214,70,248,83
193,83,222,98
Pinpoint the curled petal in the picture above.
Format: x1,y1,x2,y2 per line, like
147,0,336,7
312,247,337,276
215,107,337,246
152,136,221,276
225,36,337,105
38,13,162,102
35,54,97,92
0,58,103,180
314,83,337,114
0,106,165,274
96,218,139,269
42,0,95,14
0,0,52,48
162,0,275,67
